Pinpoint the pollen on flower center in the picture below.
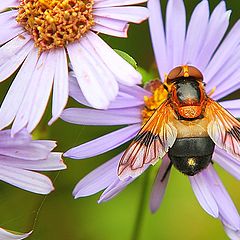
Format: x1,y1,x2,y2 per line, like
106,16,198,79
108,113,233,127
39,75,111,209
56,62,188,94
142,80,169,125
16,0,94,51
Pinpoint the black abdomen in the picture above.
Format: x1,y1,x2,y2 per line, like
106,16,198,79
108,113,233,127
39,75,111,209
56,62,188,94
168,137,215,176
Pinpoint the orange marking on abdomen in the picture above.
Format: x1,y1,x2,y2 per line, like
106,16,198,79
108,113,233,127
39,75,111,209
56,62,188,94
178,106,202,119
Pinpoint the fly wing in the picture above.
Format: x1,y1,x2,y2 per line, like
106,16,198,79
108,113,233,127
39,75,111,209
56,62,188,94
206,98,240,159
118,100,177,180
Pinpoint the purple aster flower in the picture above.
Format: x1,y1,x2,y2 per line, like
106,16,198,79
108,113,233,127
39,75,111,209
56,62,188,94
0,128,66,194
62,0,240,239
0,128,65,239
0,0,148,135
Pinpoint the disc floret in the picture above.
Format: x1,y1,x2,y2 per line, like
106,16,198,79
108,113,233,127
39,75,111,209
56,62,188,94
16,0,94,51
142,80,169,124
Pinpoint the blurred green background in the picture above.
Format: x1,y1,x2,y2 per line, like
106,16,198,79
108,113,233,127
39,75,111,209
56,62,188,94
0,0,240,239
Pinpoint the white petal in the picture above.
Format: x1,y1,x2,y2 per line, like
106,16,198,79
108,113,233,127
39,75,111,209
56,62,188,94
48,48,68,125
91,24,128,37
0,34,34,82
0,0,19,12
94,16,128,31
11,51,52,134
0,48,38,131
86,31,141,86
67,40,110,109
68,74,91,107
0,10,17,25
94,0,147,8
0,10,23,45
80,37,119,102
93,6,149,24
26,51,55,132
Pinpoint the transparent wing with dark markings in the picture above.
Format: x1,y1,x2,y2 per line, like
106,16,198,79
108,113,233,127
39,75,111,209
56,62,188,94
206,98,240,159
118,101,177,180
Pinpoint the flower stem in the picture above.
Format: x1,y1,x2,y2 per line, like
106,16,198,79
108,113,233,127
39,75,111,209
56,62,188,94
131,170,150,240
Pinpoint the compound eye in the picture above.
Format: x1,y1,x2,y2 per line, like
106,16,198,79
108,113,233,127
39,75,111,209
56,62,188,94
166,66,183,84
188,66,203,81
166,65,204,84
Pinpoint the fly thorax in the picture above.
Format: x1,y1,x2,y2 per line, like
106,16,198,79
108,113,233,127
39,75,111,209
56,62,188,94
173,79,204,119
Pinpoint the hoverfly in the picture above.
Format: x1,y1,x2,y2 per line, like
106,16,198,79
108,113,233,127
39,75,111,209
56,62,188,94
118,65,240,179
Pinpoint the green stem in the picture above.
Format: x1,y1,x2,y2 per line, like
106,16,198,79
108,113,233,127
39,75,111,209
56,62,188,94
131,170,150,240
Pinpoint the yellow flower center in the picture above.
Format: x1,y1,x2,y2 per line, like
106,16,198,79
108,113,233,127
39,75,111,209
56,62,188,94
142,80,169,125
16,0,94,51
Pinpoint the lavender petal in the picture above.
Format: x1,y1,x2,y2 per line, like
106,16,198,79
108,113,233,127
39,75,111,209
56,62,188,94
64,124,140,159
150,156,171,213
0,165,54,194
98,177,134,203
0,153,66,171
189,171,219,218
0,129,31,146
213,146,240,181
218,100,240,118
73,153,121,198
61,107,141,126
224,225,240,240
197,1,230,70
205,20,240,90
183,0,209,67
166,0,186,69
148,0,167,79
69,75,146,109
0,227,32,240
203,165,240,230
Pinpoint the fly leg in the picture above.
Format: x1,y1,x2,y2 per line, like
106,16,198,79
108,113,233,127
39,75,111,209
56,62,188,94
161,162,172,182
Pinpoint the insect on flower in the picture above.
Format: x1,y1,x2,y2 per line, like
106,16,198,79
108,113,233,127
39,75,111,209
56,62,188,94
62,0,240,238
118,65,240,180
